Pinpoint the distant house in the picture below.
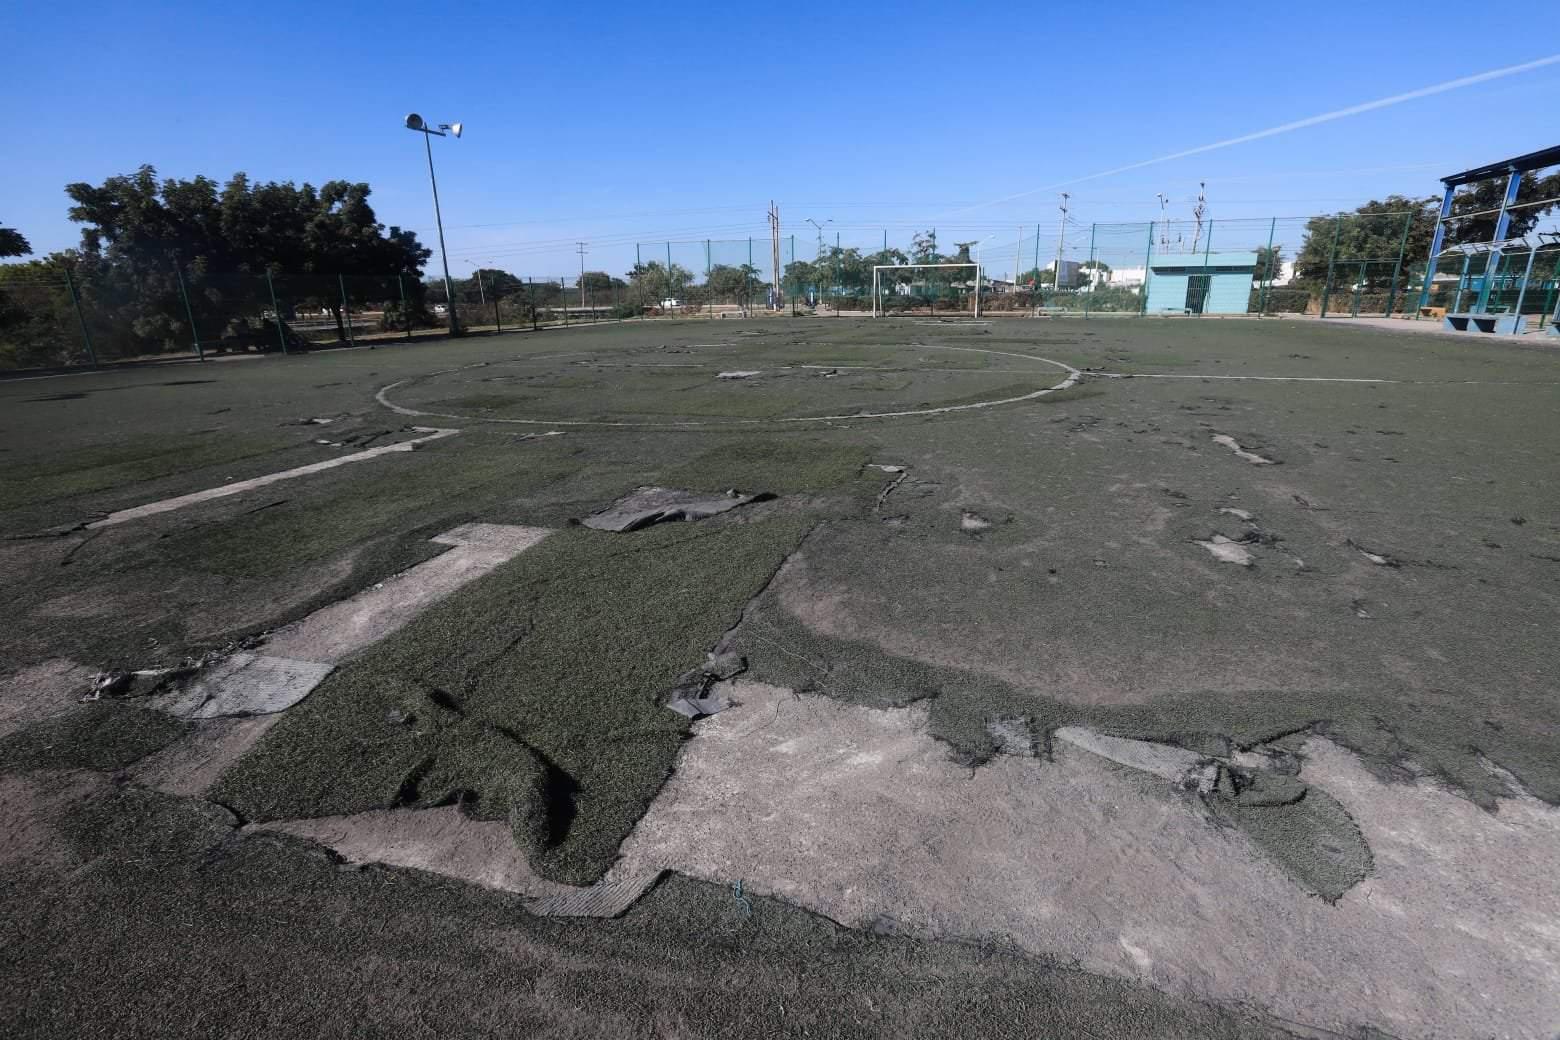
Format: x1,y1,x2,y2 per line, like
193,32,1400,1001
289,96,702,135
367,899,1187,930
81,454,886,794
1105,266,1146,288
1144,252,1258,314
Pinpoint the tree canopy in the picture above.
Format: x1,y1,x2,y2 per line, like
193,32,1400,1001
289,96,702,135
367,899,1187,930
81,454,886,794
0,224,30,258
57,166,432,349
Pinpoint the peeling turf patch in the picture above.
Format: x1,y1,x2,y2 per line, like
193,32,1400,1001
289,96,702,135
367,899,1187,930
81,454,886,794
213,515,813,886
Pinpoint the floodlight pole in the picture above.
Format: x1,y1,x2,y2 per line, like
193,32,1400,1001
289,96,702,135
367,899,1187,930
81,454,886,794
406,119,461,336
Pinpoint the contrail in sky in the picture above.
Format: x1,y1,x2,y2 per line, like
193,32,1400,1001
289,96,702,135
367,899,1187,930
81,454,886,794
946,53,1560,217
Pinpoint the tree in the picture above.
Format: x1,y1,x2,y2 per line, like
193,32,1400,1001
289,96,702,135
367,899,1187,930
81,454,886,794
626,261,692,306
580,271,616,292
61,166,430,353
1292,196,1436,289
705,264,762,305
1253,246,1284,286
0,224,30,258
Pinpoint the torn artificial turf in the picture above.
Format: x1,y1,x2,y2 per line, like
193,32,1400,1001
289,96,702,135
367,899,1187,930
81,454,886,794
213,515,814,886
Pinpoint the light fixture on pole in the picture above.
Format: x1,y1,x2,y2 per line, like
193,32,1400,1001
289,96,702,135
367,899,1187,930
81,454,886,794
806,218,832,255
405,113,463,336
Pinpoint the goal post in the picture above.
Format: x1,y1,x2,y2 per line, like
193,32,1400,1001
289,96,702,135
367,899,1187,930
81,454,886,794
872,263,984,318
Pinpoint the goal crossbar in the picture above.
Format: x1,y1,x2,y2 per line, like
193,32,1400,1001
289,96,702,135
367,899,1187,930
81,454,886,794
871,264,984,317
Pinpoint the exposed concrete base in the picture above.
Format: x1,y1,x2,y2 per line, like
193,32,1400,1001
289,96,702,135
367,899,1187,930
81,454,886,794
612,680,1560,1040
130,716,279,798
255,807,662,918
153,654,336,719
262,523,551,663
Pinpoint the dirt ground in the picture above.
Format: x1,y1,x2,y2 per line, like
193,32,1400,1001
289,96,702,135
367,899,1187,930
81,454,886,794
2,315,1557,1038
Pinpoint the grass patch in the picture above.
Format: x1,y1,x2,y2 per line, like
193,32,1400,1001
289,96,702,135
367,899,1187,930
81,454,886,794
0,703,189,773
660,437,869,494
214,515,813,885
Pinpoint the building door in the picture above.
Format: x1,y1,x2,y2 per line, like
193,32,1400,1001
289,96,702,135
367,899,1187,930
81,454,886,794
1185,274,1210,314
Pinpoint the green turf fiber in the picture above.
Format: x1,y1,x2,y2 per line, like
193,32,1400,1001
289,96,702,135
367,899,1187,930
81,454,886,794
215,516,814,885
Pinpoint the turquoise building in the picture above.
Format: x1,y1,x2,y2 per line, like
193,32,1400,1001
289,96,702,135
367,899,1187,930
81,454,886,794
1144,251,1258,314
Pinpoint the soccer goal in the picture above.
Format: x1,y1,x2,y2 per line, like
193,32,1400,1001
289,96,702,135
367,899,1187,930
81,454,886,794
872,263,984,318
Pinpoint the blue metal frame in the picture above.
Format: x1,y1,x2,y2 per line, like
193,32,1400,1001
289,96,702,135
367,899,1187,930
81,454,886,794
1416,185,1455,314
1472,171,1522,313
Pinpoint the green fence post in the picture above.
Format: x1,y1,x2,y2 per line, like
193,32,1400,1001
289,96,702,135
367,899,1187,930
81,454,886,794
1384,211,1413,317
397,275,409,341
1351,261,1365,317
563,277,569,326
265,269,289,353
338,274,357,348
1451,254,1471,313
62,267,99,368
1319,217,1342,318
492,272,501,333
1140,222,1155,316
1258,217,1277,316
1032,226,1041,304
175,260,204,360
1510,246,1539,333
1083,223,1097,318
530,277,538,331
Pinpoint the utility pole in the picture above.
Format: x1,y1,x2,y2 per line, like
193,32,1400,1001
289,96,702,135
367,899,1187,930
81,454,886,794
576,242,588,311
768,202,782,309
1015,227,1023,296
1054,193,1070,291
1190,182,1208,255
1156,193,1170,251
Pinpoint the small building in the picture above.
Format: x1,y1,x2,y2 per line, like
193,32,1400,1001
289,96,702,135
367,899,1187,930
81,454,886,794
1145,251,1258,314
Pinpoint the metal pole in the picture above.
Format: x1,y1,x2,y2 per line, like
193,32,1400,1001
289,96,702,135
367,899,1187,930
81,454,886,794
975,265,983,318
1083,223,1097,318
1351,261,1364,318
62,267,99,368
398,275,410,340
174,260,203,360
1197,219,1212,315
1054,193,1069,299
1474,170,1522,314
1384,211,1413,318
422,130,458,336
1319,216,1342,318
1258,217,1277,316
474,267,485,305
578,242,588,312
265,270,289,353
493,274,502,333
563,278,569,326
1510,245,1539,333
1417,186,1454,314
1451,254,1471,313
339,274,357,347
530,277,538,331
1139,221,1154,316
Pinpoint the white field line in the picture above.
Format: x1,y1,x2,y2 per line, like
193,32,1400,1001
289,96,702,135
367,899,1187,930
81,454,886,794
1100,372,1398,384
375,344,1081,429
85,427,459,528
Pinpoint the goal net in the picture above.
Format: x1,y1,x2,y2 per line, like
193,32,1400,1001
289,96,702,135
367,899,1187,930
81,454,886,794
871,263,984,317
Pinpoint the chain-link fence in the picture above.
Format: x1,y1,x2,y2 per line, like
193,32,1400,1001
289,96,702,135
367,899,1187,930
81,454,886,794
8,213,1558,372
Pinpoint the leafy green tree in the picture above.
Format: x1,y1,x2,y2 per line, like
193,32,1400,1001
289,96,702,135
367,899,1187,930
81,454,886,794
1292,197,1434,289
0,224,30,257
705,264,762,303
626,261,692,306
62,166,430,352
1253,246,1284,285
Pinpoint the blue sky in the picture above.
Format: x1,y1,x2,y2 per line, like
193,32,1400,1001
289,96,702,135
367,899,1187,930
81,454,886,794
4,1,1558,280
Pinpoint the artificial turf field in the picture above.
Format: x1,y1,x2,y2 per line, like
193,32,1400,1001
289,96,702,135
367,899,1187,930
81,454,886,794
2,315,1558,1038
